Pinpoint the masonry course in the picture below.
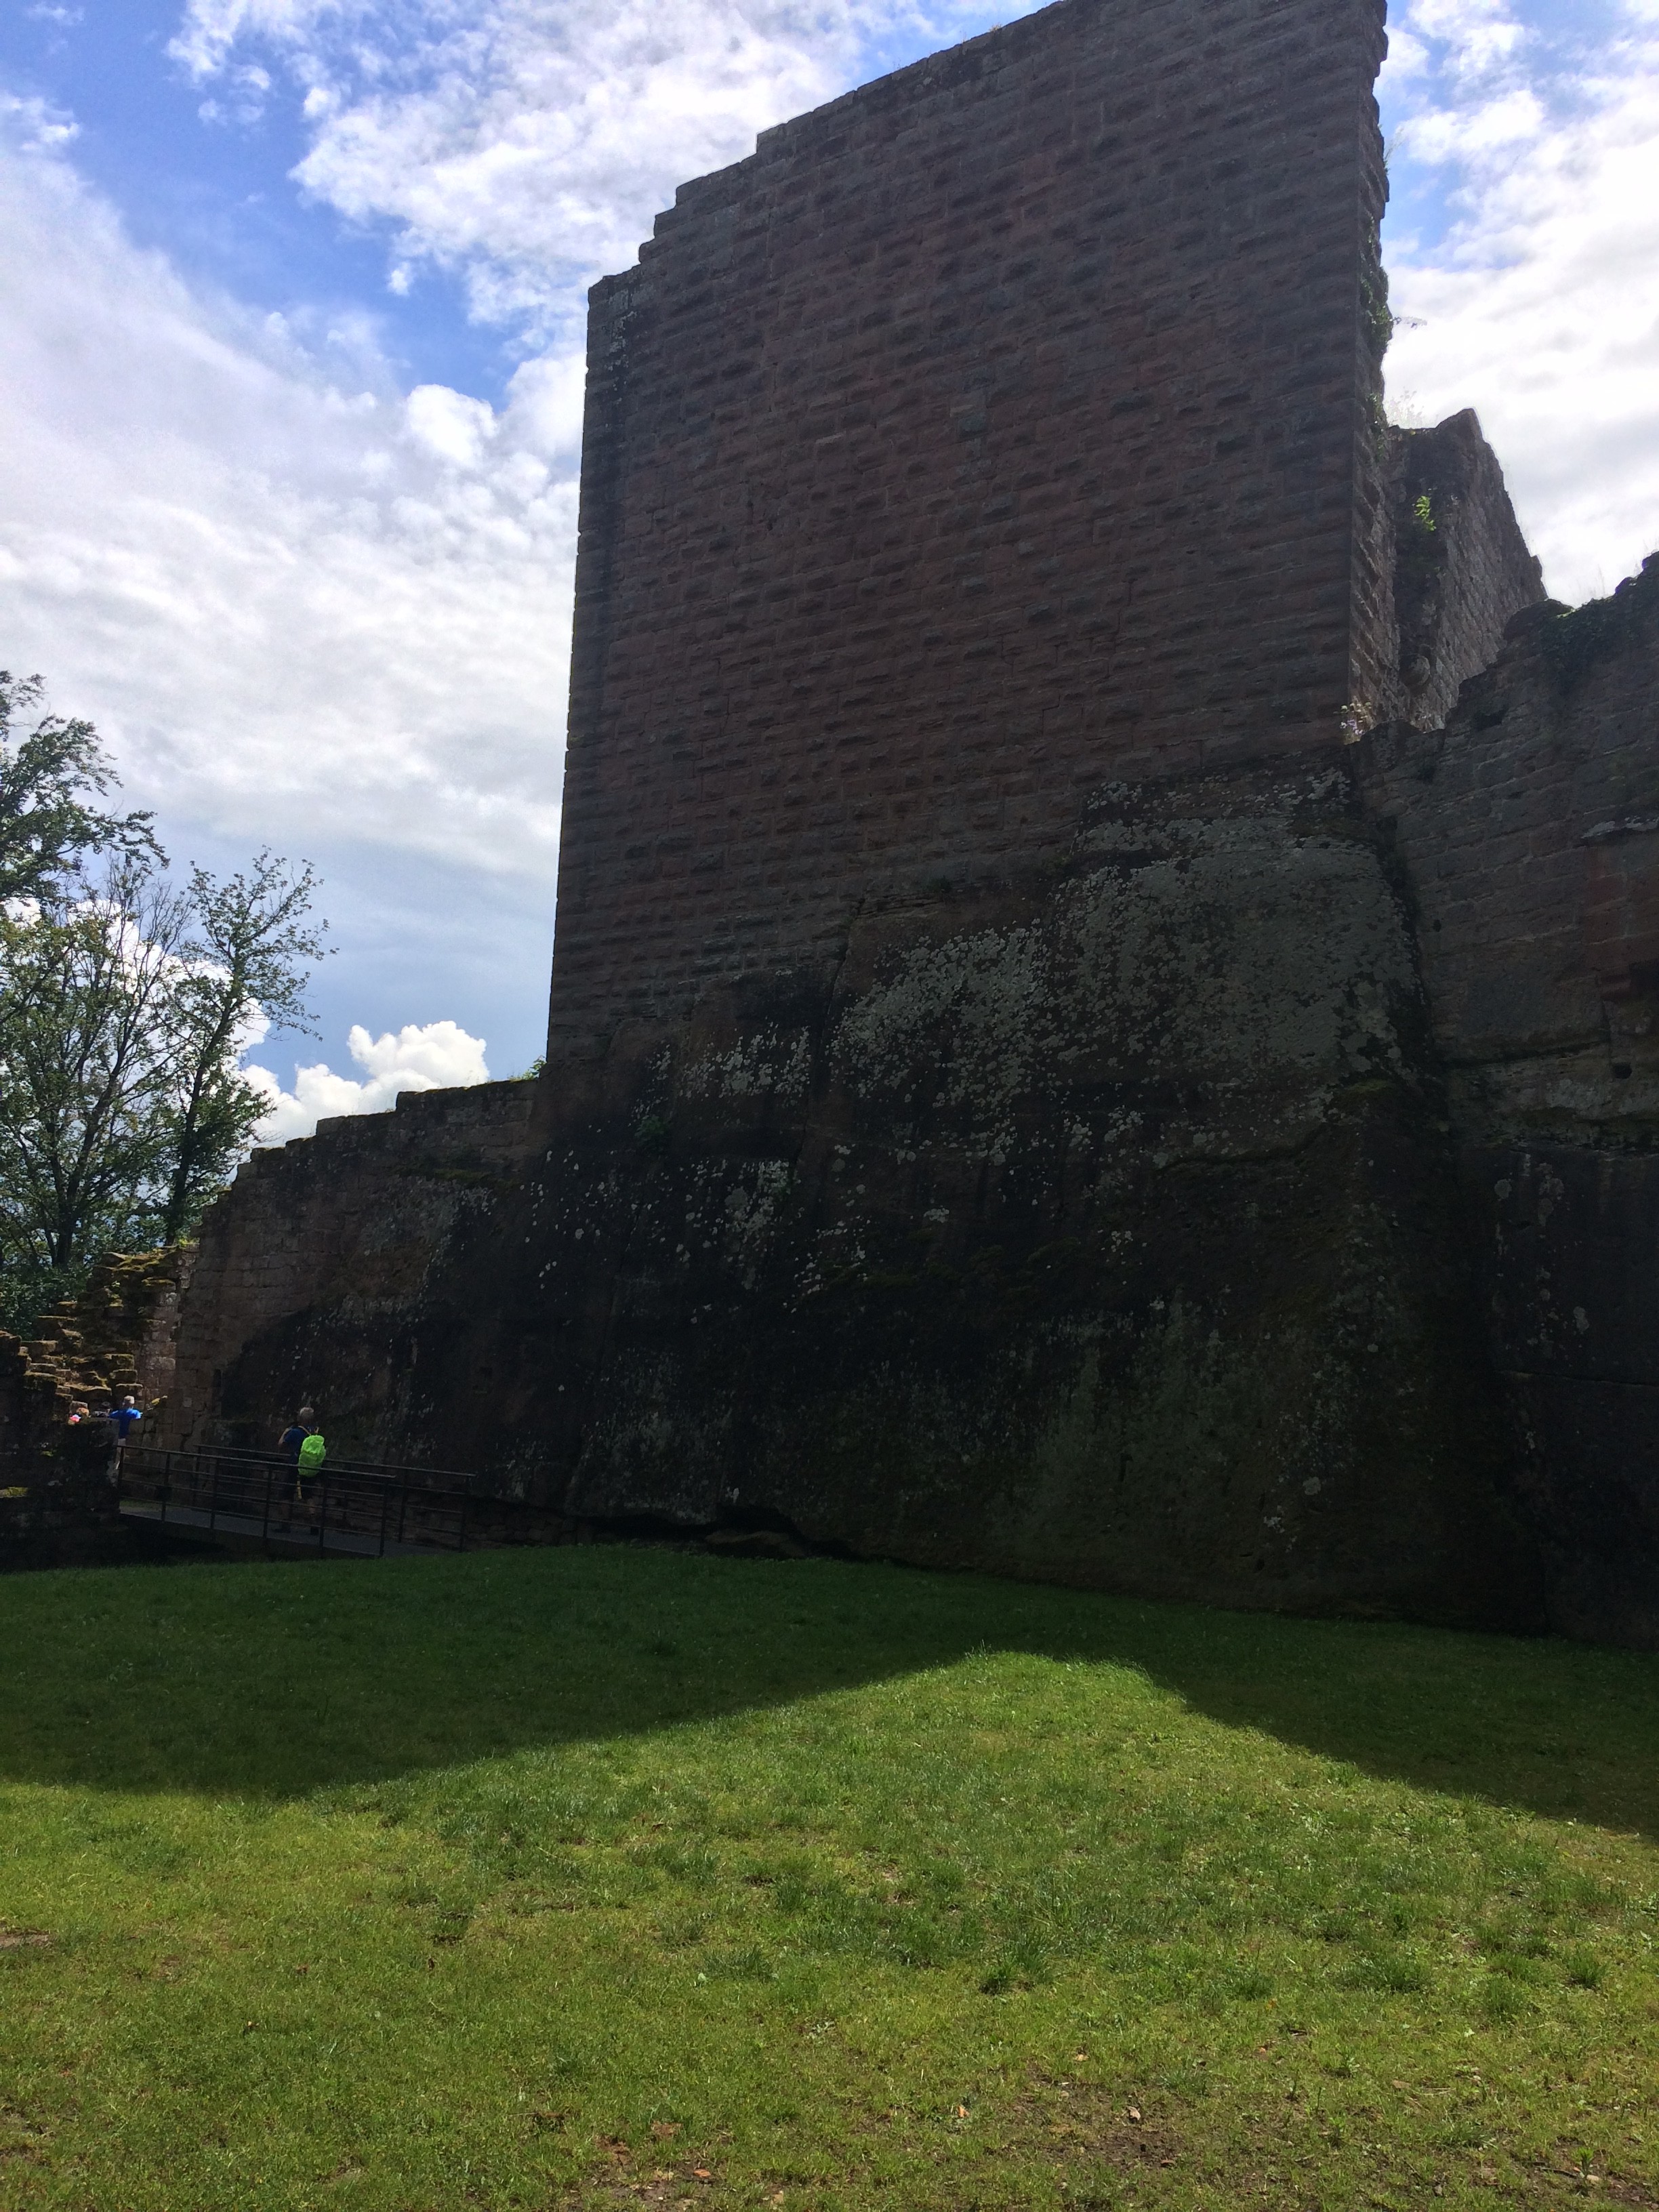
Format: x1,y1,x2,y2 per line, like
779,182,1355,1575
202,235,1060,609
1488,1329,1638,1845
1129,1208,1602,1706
136,0,1659,1644
555,0,1395,1058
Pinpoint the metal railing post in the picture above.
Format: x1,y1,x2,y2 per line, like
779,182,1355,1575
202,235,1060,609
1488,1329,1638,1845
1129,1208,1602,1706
208,1453,220,1530
317,1470,329,1553
262,1458,273,1546
456,1482,470,1554
396,1481,407,1547
377,1480,390,1558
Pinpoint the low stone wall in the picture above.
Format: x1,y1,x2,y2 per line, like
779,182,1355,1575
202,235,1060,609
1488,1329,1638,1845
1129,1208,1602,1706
159,1080,539,1463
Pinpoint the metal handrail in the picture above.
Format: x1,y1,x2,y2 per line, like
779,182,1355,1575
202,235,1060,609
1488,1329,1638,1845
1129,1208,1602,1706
131,1440,489,1489
117,1442,561,1559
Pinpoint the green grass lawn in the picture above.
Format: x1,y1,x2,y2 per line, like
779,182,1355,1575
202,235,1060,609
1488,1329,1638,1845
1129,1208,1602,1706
1,1546,1656,2211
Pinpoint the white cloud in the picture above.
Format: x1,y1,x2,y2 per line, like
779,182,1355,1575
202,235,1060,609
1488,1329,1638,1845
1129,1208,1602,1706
1384,0,1659,602
0,98,574,882
405,382,498,468
169,1,1045,334
247,1019,492,1143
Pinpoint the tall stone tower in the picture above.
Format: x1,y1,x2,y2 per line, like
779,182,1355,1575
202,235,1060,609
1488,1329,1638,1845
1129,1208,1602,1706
550,0,1399,1064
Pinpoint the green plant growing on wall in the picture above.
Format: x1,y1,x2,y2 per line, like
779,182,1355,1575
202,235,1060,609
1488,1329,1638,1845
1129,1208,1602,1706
1360,222,1395,357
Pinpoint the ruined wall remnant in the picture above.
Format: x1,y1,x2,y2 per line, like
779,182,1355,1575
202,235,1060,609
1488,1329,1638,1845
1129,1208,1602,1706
1362,558,1659,1645
163,1080,538,1460
1389,411,1546,733
1,1250,195,1568
0,1248,194,1476
154,0,1659,1643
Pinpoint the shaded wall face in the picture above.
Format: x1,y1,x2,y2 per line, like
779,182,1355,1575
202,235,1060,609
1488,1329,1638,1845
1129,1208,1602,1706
552,0,1391,1057
534,754,1534,1630
1364,558,1659,1644
159,1084,539,1461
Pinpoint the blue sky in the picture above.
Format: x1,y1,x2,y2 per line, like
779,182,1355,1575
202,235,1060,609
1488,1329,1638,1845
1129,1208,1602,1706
1,0,1656,1128
2,2,505,399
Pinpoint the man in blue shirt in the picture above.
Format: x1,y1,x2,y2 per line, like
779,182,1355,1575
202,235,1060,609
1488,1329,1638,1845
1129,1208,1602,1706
100,1396,142,1477
279,1406,317,1465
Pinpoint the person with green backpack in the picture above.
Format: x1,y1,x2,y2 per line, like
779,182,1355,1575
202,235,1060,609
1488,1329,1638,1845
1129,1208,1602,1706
278,1406,326,1521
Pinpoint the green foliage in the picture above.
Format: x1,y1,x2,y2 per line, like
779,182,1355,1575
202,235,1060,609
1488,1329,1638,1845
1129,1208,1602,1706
157,853,329,1244
0,859,193,1324
0,671,157,905
0,675,327,1327
0,1549,1654,2211
1361,223,1395,358
1413,493,1437,535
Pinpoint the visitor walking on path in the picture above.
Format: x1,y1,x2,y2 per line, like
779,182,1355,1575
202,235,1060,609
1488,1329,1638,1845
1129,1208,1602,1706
279,1406,323,1523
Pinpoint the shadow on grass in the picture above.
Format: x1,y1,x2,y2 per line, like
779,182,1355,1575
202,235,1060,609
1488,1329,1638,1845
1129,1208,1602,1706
1,1543,1655,1836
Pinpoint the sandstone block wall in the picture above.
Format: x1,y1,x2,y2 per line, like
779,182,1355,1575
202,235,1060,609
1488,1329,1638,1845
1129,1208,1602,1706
554,0,1392,1059
1390,410,1545,733
161,1082,537,1459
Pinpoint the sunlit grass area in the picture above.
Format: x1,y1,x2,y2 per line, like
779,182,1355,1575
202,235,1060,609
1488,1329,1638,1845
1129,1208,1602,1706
1,1546,1656,2209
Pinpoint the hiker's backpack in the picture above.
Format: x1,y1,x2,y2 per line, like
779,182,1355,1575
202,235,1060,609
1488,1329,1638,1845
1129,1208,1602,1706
298,1433,327,1472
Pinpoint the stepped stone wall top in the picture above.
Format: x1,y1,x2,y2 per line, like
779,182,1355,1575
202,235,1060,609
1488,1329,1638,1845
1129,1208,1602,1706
551,0,1393,1058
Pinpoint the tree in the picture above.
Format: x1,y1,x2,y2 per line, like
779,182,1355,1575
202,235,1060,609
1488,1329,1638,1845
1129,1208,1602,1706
0,852,328,1330
0,675,328,1331
159,854,329,1244
0,858,192,1322
0,671,155,903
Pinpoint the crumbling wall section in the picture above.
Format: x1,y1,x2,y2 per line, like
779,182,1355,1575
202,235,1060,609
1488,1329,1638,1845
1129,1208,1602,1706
159,1082,538,1459
1389,412,1546,732
0,1250,192,1478
1363,557,1659,1643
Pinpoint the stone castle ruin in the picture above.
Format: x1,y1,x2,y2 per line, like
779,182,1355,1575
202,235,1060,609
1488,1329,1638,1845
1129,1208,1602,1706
148,0,1659,1643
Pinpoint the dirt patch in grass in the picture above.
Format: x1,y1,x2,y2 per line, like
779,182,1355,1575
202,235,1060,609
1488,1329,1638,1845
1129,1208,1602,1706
1003,2074,1187,2179
575,2139,725,2207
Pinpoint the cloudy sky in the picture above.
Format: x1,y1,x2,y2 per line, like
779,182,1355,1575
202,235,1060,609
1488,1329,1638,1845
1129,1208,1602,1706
1,0,1656,1132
